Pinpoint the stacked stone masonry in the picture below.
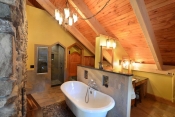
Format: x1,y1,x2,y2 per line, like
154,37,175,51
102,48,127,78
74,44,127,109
0,0,27,117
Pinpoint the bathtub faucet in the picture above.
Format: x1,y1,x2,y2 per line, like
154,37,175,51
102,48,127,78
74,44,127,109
88,79,98,91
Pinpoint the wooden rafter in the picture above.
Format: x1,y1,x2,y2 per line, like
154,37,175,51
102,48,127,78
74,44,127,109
130,0,163,70
69,0,113,63
68,0,108,35
36,0,95,54
28,0,44,9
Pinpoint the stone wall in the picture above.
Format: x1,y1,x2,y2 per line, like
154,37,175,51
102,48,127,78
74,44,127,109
0,0,27,117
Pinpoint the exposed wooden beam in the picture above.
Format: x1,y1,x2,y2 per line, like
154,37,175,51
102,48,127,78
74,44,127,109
28,0,44,9
69,0,108,35
130,0,163,70
26,0,34,6
69,0,114,63
36,0,55,16
36,0,95,54
66,26,95,54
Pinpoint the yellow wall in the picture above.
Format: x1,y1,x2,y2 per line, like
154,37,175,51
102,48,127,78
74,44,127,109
133,70,173,101
113,40,128,72
69,47,81,54
26,6,92,70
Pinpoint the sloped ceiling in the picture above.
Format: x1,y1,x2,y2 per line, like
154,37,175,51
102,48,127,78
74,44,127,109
144,0,175,65
27,0,175,66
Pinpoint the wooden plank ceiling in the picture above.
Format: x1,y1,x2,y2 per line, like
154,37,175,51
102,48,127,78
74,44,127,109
144,0,175,65
49,0,155,64
28,0,175,66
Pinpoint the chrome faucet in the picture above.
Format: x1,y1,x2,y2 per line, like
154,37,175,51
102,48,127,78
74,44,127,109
88,79,98,91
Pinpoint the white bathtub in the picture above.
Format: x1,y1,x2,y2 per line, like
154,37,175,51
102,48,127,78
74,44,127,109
61,81,115,117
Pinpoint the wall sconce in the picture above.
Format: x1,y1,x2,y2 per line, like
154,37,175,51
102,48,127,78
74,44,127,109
125,61,129,66
106,39,110,48
105,38,116,49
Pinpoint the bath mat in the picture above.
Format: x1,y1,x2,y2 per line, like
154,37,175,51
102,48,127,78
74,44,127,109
42,101,75,117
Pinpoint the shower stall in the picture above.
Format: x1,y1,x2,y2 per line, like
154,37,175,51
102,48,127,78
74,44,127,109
51,44,65,86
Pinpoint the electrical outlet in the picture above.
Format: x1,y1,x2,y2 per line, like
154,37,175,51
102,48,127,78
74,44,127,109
30,65,34,68
84,70,88,79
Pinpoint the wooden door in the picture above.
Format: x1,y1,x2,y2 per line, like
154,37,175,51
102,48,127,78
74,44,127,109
84,56,95,67
69,52,81,76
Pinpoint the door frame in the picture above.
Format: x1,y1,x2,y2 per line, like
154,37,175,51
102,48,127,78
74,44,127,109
67,43,84,81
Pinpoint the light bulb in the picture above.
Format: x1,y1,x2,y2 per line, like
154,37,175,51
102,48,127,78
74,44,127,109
73,13,78,23
106,39,110,48
113,40,116,49
125,61,129,66
55,9,60,20
64,8,70,19
69,17,73,26
59,15,63,25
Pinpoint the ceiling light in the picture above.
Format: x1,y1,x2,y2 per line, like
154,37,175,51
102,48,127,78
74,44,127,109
55,0,78,26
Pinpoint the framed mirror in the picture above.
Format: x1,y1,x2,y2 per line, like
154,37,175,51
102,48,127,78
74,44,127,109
37,47,48,73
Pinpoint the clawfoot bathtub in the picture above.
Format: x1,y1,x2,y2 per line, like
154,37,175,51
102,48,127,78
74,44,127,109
61,81,115,117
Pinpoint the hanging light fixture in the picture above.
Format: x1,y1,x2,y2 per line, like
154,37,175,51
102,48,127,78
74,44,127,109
54,0,78,26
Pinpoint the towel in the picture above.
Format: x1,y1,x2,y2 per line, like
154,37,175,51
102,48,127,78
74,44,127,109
131,84,136,99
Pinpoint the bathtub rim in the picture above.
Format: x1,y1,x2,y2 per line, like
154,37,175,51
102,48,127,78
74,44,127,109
61,81,115,113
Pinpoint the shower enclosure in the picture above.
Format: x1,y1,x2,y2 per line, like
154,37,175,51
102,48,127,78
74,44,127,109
51,44,65,86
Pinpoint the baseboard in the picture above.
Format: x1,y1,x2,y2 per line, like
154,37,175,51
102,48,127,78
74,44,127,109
146,93,175,107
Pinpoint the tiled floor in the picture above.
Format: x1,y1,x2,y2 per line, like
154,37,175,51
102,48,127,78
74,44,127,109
31,86,65,107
